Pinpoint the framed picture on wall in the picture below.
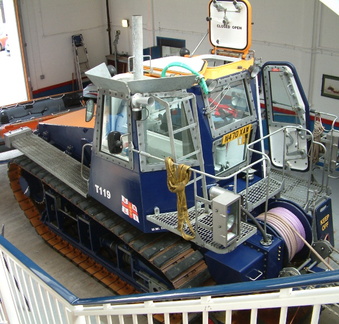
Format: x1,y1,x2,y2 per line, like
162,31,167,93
321,74,339,99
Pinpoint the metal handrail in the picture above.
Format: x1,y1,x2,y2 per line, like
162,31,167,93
80,142,92,182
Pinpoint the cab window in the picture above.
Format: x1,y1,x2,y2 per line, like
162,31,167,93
100,95,129,161
138,93,199,172
206,73,256,139
213,124,254,176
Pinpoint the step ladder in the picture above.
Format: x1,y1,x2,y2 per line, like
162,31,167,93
72,34,90,91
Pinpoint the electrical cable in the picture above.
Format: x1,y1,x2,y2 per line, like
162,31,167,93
256,207,306,261
256,207,334,270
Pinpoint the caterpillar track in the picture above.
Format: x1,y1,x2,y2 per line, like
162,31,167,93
8,155,212,297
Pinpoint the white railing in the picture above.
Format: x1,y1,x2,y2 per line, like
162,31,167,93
0,236,76,324
0,298,7,324
1,235,339,324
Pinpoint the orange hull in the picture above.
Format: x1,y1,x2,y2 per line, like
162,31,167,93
0,109,83,140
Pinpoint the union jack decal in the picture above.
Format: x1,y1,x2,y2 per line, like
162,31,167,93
121,195,139,223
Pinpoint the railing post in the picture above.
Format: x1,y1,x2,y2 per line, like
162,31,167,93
72,305,87,324
0,251,20,324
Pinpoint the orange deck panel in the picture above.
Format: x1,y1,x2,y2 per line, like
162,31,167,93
41,107,95,128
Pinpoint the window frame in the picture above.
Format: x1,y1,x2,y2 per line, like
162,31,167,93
94,89,133,170
205,71,257,139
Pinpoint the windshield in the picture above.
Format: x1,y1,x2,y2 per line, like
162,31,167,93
213,124,253,176
205,73,257,176
206,77,254,138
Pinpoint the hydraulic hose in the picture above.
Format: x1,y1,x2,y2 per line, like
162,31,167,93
160,62,209,95
241,206,271,244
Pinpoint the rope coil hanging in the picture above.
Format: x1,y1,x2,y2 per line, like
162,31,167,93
311,113,325,164
165,157,195,240
256,207,306,261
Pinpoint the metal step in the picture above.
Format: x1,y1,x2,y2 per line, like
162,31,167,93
10,132,89,197
270,169,325,209
147,207,257,254
239,176,282,211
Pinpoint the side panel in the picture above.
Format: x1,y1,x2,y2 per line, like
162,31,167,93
88,155,182,233
88,156,142,225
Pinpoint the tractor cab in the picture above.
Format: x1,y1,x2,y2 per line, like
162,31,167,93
84,0,312,256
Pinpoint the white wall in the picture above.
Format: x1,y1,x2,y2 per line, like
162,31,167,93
107,0,209,56
20,0,108,91
250,0,339,115
20,0,339,115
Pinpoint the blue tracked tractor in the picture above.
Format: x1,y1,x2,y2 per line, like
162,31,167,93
5,0,338,296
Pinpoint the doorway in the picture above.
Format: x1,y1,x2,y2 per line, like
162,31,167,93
0,0,29,106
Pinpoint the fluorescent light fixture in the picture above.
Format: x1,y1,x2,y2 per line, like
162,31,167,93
122,19,129,28
320,0,339,16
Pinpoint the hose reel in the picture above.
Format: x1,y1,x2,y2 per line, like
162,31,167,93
256,200,312,261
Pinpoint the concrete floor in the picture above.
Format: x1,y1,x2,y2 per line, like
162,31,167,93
0,154,113,298
1,148,339,322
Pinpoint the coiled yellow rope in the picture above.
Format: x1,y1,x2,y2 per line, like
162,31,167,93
311,113,325,164
165,157,195,240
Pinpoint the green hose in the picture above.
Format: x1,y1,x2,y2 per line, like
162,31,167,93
160,62,209,94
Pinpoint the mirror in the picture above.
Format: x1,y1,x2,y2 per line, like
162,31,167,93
107,131,123,154
85,99,95,122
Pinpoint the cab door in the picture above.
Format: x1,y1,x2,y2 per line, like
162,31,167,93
262,62,310,171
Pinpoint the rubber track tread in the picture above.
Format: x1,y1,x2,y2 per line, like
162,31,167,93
9,155,211,293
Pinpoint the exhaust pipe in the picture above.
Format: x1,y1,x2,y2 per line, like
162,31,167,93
132,15,143,80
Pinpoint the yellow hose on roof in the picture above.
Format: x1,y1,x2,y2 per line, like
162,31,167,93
165,157,195,240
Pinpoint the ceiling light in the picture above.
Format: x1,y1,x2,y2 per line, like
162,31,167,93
121,19,129,28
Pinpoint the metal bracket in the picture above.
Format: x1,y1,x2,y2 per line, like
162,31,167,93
311,240,333,263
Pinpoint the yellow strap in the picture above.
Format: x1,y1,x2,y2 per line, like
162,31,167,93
165,157,195,240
